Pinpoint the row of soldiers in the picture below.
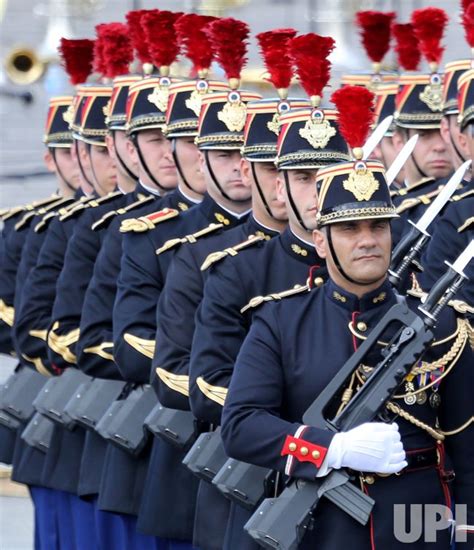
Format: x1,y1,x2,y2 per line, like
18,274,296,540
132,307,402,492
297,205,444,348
0,6,473,550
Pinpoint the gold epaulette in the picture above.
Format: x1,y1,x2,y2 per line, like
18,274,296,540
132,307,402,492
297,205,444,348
83,341,114,361
91,195,155,231
241,283,310,314
1,195,61,222
196,377,228,406
14,196,74,231
396,185,444,215
407,284,473,317
120,207,179,233
34,196,91,233
156,368,189,396
201,234,265,271
59,191,122,222
451,189,474,202
396,177,435,197
156,222,223,255
458,217,474,233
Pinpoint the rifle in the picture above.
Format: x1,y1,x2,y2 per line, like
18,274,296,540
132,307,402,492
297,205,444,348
244,241,473,550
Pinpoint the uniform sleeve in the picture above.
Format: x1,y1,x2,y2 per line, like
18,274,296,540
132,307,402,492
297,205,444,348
221,305,334,480
153,245,202,410
47,211,101,370
438,317,474,547
76,223,122,380
113,231,164,383
189,261,248,425
13,218,69,374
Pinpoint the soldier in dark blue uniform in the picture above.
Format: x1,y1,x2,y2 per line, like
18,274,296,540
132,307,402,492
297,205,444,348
391,69,454,244
113,83,260,547
419,68,474,307
221,130,474,549
187,99,352,549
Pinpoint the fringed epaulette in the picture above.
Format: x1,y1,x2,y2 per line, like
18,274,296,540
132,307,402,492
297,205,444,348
14,196,74,231
396,177,435,197
201,234,265,271
407,275,473,317
91,195,155,231
396,184,444,215
59,191,122,222
458,217,474,233
1,205,25,222
241,283,310,314
34,196,92,233
156,223,223,255
120,207,180,233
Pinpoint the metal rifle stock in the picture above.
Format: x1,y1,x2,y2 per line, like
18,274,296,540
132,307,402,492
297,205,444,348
244,243,473,550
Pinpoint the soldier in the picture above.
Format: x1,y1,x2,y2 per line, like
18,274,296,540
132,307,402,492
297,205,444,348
221,86,474,550
419,68,474,307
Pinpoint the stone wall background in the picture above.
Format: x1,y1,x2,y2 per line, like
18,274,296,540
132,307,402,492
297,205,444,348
0,0,466,208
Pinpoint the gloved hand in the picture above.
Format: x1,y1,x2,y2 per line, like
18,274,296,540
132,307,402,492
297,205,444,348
321,422,407,475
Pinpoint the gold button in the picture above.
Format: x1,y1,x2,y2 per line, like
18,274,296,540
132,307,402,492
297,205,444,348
300,446,309,456
312,450,320,460
364,475,375,485
289,442,297,452
313,277,324,288
357,321,367,332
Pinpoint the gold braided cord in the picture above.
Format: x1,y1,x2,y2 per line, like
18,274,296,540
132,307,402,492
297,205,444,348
277,151,349,166
386,401,445,441
195,134,243,146
439,416,474,437
393,319,468,398
318,207,397,226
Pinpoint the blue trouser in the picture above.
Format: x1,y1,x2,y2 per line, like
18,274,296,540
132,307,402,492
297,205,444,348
30,486,59,550
69,494,99,550
55,489,76,549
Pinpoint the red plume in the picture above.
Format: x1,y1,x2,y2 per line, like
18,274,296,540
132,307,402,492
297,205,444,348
462,3,474,47
58,38,95,85
93,24,107,76
392,23,420,70
256,28,297,90
142,10,183,69
411,8,448,65
99,23,134,78
126,10,153,65
289,34,335,99
331,86,375,150
355,11,396,63
462,0,474,12
175,13,217,72
205,18,250,81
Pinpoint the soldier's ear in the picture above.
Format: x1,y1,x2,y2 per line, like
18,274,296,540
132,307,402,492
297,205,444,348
240,158,252,185
313,229,327,258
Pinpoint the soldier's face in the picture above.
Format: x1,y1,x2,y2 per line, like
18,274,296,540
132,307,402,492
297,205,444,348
201,150,251,202
107,131,138,178
174,137,206,194
242,160,287,221
46,147,81,190
89,144,117,195
458,122,474,164
393,128,453,183
134,129,177,190
440,115,466,168
277,169,318,231
314,219,391,291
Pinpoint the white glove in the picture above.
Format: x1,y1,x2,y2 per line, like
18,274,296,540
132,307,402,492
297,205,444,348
320,422,407,476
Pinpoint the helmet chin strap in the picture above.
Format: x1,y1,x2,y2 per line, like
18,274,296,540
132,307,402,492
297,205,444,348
283,170,309,232
112,131,138,182
448,126,467,165
410,148,428,180
250,162,274,218
326,225,384,287
74,140,95,189
203,150,249,204
172,139,197,194
50,148,76,193
88,145,109,196
131,133,172,195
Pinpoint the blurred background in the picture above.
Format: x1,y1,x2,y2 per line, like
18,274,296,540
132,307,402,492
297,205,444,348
0,0,469,208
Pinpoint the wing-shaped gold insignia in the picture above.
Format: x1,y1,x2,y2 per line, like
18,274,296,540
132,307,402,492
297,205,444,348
156,368,189,396
83,342,114,361
124,333,155,359
196,377,228,406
